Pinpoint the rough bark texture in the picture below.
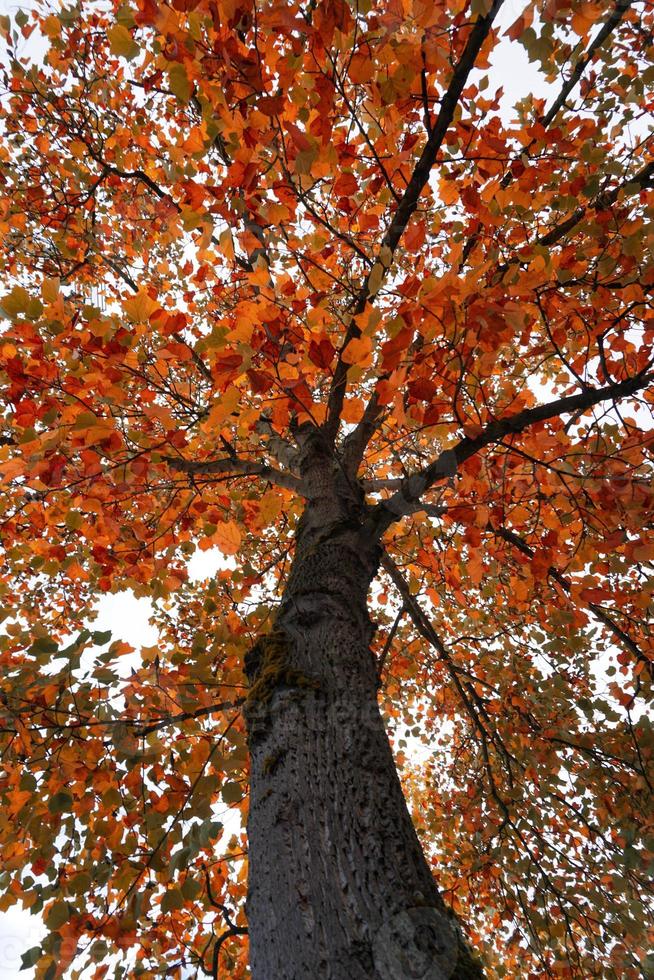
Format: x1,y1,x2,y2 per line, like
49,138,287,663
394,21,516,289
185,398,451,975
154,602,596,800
244,434,483,979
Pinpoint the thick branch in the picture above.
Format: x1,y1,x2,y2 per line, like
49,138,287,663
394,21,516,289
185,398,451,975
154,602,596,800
165,454,304,494
254,416,301,472
342,390,385,477
361,477,405,491
322,0,505,444
377,0,504,258
370,371,653,535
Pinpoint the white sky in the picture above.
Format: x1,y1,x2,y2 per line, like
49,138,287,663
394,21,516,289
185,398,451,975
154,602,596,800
0,0,575,975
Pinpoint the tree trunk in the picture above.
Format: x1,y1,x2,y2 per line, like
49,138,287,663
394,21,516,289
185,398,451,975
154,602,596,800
244,455,483,978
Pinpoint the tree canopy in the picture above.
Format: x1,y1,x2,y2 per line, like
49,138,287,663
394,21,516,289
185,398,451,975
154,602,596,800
0,0,652,976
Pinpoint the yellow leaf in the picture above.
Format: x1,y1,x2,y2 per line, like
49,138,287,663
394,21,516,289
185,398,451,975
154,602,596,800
0,458,25,482
182,127,206,154
0,286,30,319
228,318,254,343
181,207,204,231
439,178,458,206
42,14,61,37
214,521,241,556
140,645,160,664
367,262,384,298
123,290,158,323
69,139,87,159
258,491,281,527
219,228,234,261
341,397,364,423
247,264,270,288
379,245,393,268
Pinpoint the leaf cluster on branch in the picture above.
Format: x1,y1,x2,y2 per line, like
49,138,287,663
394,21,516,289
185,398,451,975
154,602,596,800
0,0,652,976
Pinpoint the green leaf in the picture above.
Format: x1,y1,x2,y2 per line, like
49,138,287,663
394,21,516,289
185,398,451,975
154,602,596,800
294,147,317,175
115,4,136,27
69,871,92,895
26,298,43,319
0,286,30,319
45,901,69,929
168,63,191,103
20,946,42,970
367,262,384,298
108,23,139,60
58,6,79,25
20,772,37,792
221,781,243,805
92,630,112,645
170,847,190,873
379,245,393,268
65,510,83,531
197,819,222,846
28,637,59,657
161,888,184,913
48,791,73,814
181,877,201,900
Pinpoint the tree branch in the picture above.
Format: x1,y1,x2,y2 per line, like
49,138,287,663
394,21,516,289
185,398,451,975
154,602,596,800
492,525,653,679
165,454,304,494
540,0,635,129
463,155,653,274
342,390,386,477
379,552,509,767
369,370,654,535
322,0,506,444
361,477,405,491
460,0,639,269
3,698,244,738
210,925,248,980
537,158,653,249
376,602,405,686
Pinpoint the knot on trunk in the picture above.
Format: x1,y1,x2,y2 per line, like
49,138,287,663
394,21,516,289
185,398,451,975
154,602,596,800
244,628,321,745
245,628,319,706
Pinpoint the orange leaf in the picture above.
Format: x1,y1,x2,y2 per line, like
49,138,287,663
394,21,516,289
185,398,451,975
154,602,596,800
342,335,373,366
214,521,241,556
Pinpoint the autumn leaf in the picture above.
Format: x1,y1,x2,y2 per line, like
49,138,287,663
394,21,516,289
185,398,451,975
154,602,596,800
214,521,241,556
123,289,159,323
168,62,191,103
108,24,139,60
0,1,651,978
332,172,358,197
342,335,373,366
367,262,385,297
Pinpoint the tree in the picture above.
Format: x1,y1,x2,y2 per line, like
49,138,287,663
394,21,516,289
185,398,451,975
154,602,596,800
0,0,652,975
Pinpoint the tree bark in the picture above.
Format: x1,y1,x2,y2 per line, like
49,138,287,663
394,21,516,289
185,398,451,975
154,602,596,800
244,441,483,979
